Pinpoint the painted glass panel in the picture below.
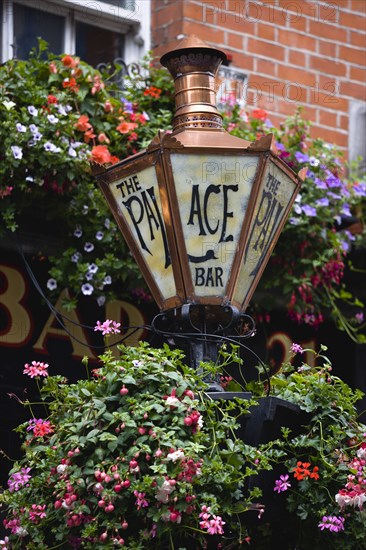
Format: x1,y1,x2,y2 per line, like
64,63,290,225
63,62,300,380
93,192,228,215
109,166,176,299
234,160,297,307
171,153,259,297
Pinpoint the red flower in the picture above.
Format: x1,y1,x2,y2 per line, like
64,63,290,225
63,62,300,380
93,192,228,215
252,108,268,121
62,55,78,68
47,94,58,104
293,461,319,481
62,77,79,93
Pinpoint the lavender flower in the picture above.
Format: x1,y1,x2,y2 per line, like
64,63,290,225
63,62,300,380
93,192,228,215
84,242,94,253
16,123,27,132
47,114,59,124
316,197,329,206
71,252,81,263
47,278,57,291
295,151,309,163
96,231,104,240
11,145,23,159
27,105,38,116
302,205,317,217
74,227,82,238
81,283,94,295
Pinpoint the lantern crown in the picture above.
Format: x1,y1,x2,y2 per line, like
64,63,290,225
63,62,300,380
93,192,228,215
160,35,227,133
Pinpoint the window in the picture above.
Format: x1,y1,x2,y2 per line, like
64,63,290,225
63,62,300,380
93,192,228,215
349,100,366,176
0,0,150,65
13,3,64,58
75,22,124,67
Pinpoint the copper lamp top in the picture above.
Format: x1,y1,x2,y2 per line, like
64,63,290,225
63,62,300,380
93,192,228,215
160,35,227,132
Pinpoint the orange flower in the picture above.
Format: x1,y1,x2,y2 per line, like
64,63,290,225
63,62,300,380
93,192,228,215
62,55,79,68
116,121,138,134
252,108,268,121
84,128,96,143
91,145,112,165
310,466,320,480
110,155,120,165
143,86,162,98
75,114,92,132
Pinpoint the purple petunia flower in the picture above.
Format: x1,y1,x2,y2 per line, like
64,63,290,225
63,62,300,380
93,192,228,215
316,197,329,207
302,205,317,217
295,151,309,163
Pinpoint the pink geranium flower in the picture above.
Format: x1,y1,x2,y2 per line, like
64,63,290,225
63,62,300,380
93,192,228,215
94,319,121,336
23,361,49,378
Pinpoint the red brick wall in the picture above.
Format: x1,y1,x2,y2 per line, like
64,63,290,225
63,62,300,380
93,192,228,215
151,0,366,153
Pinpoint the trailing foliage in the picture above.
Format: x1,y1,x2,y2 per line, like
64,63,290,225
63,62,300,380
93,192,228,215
0,41,365,336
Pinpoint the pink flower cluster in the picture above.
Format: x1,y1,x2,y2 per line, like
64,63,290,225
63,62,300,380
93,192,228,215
29,504,46,523
134,490,149,510
273,474,291,493
94,319,121,336
7,467,31,492
290,343,304,354
23,360,49,378
318,515,345,532
199,505,225,535
335,445,366,511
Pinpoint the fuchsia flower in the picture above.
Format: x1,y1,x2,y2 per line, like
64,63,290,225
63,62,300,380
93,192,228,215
133,490,149,510
94,319,121,336
27,419,54,437
23,361,49,378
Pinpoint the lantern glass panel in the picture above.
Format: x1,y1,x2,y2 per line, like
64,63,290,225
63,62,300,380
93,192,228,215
170,153,259,297
233,159,298,307
109,165,177,300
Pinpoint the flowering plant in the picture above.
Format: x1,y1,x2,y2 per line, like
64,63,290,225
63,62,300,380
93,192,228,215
0,42,364,335
221,104,365,340
243,342,366,548
1,330,366,549
0,338,280,549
